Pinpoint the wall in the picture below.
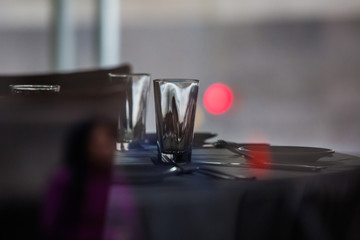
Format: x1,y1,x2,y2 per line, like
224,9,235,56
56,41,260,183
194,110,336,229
0,1,359,153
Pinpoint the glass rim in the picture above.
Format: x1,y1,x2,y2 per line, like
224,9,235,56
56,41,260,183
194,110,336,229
10,84,61,91
153,78,199,83
108,73,151,78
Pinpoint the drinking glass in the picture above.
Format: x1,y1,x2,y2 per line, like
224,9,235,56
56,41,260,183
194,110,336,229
109,73,150,151
153,79,199,164
10,85,61,95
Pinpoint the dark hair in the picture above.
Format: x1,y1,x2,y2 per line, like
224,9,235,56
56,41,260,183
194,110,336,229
54,117,116,236
64,117,116,198
65,118,94,181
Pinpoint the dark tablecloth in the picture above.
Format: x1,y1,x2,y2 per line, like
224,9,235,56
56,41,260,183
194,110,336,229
106,148,360,240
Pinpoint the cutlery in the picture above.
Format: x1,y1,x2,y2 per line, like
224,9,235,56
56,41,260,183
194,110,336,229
151,156,256,180
214,140,269,155
194,160,325,172
179,164,256,180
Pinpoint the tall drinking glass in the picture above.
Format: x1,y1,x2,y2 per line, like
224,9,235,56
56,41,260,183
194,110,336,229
154,79,199,164
109,73,150,151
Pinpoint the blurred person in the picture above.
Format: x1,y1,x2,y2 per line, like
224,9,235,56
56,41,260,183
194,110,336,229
41,117,138,240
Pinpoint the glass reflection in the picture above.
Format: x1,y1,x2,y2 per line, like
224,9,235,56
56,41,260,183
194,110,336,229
154,79,199,164
109,74,150,151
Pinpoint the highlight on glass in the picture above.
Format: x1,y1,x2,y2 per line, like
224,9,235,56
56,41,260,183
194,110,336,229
10,85,61,95
108,73,151,151
153,79,199,164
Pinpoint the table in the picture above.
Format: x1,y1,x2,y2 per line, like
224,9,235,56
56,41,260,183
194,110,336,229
105,147,360,240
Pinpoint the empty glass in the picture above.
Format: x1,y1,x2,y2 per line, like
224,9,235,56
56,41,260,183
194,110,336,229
154,79,199,164
10,85,61,95
109,73,150,151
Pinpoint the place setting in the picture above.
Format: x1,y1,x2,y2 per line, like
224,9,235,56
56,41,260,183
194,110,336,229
106,73,352,185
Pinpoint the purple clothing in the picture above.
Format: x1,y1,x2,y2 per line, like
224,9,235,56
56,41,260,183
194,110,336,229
42,167,111,240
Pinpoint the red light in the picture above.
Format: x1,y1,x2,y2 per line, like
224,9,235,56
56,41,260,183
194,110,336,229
203,83,233,115
246,133,271,177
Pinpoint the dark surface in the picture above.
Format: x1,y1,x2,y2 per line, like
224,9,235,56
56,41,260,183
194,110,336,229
109,147,360,240
0,198,41,240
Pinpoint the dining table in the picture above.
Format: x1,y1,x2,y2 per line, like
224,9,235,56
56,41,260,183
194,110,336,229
1,96,359,240
104,141,360,240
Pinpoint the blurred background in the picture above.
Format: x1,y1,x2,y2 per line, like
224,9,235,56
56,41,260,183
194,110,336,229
1,0,360,153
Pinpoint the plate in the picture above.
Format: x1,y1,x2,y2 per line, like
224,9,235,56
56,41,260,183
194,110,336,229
144,132,217,146
241,146,334,163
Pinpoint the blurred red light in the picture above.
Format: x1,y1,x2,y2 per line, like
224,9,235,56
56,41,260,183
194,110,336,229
203,83,233,114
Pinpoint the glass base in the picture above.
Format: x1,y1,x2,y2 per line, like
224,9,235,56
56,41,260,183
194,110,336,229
116,142,131,151
159,151,192,165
